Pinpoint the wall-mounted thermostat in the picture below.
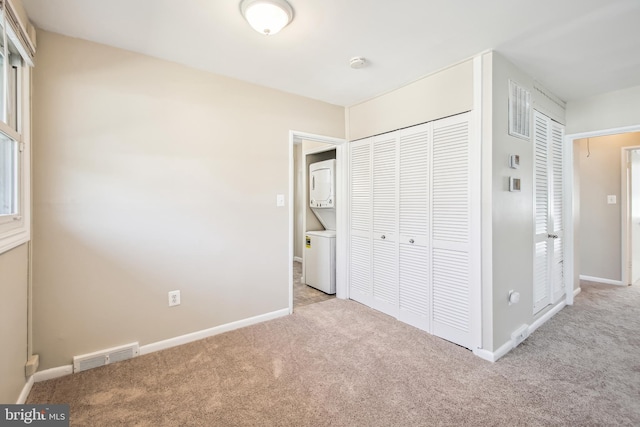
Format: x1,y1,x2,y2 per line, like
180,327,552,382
509,177,521,192
509,154,520,169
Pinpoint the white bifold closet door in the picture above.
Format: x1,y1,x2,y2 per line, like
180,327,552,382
533,110,565,314
430,114,474,347
348,112,474,349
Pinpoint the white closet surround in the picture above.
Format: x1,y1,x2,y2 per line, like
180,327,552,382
348,112,479,350
533,111,566,314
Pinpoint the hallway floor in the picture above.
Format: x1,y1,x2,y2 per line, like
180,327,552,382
293,261,335,309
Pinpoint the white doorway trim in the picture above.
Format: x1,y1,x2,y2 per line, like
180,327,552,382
565,124,640,304
621,144,640,287
288,131,347,314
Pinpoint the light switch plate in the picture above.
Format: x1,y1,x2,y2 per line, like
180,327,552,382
607,195,616,204
276,194,285,207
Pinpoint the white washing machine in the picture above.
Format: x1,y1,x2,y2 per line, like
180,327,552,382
304,230,336,294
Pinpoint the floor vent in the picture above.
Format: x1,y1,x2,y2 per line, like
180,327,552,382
73,342,139,373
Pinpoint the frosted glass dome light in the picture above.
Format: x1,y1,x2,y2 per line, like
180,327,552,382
240,0,294,36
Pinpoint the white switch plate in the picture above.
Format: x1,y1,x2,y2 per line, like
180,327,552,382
607,195,617,204
276,194,285,207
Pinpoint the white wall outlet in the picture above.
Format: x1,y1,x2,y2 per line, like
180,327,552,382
168,290,180,307
607,195,616,204
276,194,285,207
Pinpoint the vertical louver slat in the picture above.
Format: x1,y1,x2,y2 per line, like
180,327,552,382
350,235,371,296
534,114,549,236
373,240,397,304
432,123,469,243
399,244,429,317
533,240,548,309
373,137,397,234
399,129,429,238
350,143,371,232
432,249,469,332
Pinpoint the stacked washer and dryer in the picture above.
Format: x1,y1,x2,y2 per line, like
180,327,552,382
305,159,336,294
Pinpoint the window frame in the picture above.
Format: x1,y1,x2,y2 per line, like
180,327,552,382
0,1,31,254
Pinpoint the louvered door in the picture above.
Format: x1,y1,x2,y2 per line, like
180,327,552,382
349,139,372,306
348,112,476,350
371,134,398,316
533,110,565,314
431,113,473,348
397,123,430,331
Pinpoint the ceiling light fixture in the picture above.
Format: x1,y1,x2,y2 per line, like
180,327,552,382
240,0,294,36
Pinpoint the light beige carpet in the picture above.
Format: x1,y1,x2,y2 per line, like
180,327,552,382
27,282,640,426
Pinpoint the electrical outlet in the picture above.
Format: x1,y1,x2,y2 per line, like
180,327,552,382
168,290,181,307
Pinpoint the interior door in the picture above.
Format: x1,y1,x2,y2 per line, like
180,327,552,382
430,113,473,348
533,110,565,314
371,134,398,316
397,123,430,331
349,139,372,306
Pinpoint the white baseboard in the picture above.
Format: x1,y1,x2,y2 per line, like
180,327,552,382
33,365,73,383
139,307,289,356
473,340,512,363
16,376,34,403
293,256,302,263
573,287,581,298
30,308,290,383
474,298,568,363
530,300,566,335
579,275,624,286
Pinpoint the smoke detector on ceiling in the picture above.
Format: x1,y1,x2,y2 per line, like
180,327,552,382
350,57,366,69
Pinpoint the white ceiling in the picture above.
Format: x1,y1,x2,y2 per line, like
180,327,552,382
21,0,640,106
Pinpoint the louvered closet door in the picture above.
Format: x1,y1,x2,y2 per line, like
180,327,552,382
533,110,565,314
398,123,430,331
550,121,565,302
349,139,373,306
431,113,472,348
371,134,398,316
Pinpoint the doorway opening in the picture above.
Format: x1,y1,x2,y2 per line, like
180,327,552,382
567,126,640,302
288,131,346,313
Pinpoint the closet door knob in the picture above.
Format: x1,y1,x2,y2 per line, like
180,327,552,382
380,235,386,240
409,239,415,244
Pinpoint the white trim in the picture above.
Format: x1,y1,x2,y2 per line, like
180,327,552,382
140,307,289,355
16,376,34,404
293,256,302,263
473,340,512,363
474,298,568,363
529,299,566,334
563,128,575,305
288,130,347,314
30,308,289,383
470,54,483,350
621,145,640,288
578,274,624,286
573,287,581,298
33,365,73,382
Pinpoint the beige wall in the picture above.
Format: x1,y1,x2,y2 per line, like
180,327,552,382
489,52,566,352
346,60,473,141
566,85,640,135
32,31,344,369
0,244,28,403
577,132,640,281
